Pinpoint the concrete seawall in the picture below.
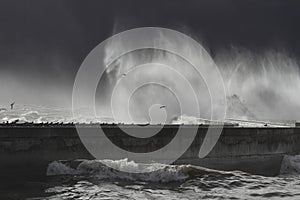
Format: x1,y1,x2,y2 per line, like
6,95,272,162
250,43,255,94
1,124,300,176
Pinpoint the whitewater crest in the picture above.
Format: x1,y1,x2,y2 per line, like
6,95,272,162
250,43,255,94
0,103,295,127
46,159,239,183
47,154,300,180
0,94,258,125
43,156,300,200
0,104,116,124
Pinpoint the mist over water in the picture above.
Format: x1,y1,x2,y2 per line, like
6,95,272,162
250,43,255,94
218,49,300,121
0,68,73,108
1,29,299,123
95,30,300,123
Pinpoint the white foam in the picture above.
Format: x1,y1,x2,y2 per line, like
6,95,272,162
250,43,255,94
21,111,39,116
47,161,77,176
47,155,300,180
47,159,191,182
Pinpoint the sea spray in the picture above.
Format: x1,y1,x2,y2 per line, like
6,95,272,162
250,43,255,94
98,31,300,122
47,159,190,182
218,50,300,121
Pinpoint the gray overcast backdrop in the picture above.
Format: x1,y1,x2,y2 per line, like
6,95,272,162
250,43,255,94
0,0,300,106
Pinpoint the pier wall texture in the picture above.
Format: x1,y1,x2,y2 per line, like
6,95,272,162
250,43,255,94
0,125,300,176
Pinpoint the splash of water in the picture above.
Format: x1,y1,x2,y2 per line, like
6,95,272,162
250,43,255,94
218,49,300,121
96,30,223,123
97,30,300,123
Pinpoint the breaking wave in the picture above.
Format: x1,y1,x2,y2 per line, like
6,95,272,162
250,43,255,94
46,159,237,183
44,156,300,199
0,103,293,126
0,104,115,124
47,154,300,181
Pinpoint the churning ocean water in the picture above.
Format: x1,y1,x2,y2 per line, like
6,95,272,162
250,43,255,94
24,156,300,200
1,104,300,199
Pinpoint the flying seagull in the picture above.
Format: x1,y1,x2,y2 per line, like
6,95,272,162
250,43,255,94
10,102,15,110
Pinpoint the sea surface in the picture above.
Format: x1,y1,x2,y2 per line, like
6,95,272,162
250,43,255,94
1,156,299,200
1,104,300,199
43,157,300,199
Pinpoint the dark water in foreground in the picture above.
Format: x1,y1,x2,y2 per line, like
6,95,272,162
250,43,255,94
1,156,300,200
0,105,300,199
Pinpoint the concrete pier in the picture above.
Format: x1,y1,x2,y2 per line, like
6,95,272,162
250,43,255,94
0,124,300,176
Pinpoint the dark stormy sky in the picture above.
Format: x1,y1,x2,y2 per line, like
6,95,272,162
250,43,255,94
0,0,300,106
